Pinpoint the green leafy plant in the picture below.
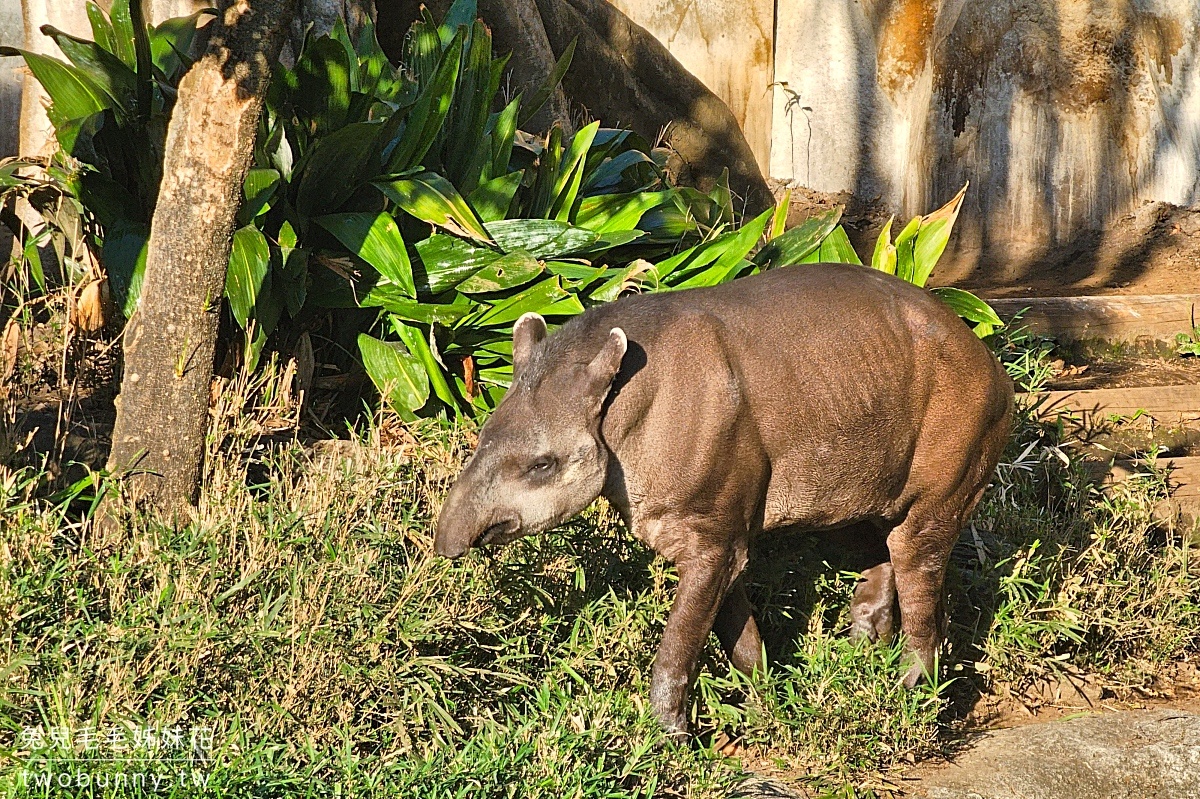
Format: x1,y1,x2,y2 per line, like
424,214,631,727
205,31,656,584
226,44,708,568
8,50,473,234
0,0,213,316
867,184,1003,336
8,0,1003,422
1175,325,1200,357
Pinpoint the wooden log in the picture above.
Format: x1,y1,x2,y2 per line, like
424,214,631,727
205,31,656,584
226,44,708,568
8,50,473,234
987,294,1200,343
1102,455,1200,534
1033,385,1200,427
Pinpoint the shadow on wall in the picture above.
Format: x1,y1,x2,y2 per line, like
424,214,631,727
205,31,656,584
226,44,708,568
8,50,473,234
375,0,773,214
773,0,1200,291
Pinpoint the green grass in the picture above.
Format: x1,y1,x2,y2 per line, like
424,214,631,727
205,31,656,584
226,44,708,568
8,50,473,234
1,331,1198,797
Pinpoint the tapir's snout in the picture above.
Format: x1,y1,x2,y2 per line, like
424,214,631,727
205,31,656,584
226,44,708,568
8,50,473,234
433,488,475,558
434,476,522,558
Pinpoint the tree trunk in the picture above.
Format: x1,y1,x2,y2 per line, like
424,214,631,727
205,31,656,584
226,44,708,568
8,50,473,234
106,0,295,518
286,0,375,64
478,0,572,134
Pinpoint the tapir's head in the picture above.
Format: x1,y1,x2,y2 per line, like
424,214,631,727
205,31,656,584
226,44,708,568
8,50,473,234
434,312,628,558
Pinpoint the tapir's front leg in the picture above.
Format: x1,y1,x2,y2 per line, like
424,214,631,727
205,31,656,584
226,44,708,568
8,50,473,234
650,547,739,736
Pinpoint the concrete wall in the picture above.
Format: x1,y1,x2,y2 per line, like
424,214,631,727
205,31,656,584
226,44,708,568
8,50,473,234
0,0,22,158
625,0,1200,267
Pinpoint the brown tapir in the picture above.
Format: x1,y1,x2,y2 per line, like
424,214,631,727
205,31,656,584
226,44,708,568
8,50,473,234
434,263,1014,735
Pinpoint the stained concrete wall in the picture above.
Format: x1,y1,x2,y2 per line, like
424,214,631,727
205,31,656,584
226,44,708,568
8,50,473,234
770,0,1200,261
0,0,22,158
623,0,1200,271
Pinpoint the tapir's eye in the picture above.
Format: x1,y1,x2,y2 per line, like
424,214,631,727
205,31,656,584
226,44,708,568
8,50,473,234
525,456,557,478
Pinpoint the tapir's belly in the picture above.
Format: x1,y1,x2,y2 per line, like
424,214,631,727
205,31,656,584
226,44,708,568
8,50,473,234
755,399,920,531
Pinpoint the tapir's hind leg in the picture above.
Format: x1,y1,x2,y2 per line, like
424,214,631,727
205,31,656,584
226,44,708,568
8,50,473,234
847,527,897,644
850,561,897,644
713,575,764,674
887,479,992,687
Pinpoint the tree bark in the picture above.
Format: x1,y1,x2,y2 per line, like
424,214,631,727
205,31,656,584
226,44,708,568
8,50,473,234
478,0,572,134
106,0,295,518
285,0,375,64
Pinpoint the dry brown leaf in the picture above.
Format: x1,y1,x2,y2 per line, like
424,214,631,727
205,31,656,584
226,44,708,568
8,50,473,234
72,279,107,336
1,318,19,382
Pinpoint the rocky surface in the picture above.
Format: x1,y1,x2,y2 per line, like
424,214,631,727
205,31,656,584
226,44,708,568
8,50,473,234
913,709,1200,799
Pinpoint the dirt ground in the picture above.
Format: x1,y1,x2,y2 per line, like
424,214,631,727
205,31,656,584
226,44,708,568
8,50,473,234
780,185,1200,297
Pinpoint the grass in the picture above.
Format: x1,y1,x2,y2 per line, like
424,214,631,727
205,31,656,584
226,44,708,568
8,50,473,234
1,327,1199,797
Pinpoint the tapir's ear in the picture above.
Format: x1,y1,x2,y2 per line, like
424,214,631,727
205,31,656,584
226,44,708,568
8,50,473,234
512,312,547,378
583,327,627,400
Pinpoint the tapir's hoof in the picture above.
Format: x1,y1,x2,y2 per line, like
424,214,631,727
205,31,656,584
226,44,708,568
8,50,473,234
901,658,932,689
655,710,690,742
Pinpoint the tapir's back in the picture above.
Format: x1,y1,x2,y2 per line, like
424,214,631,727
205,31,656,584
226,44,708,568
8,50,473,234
573,263,1013,531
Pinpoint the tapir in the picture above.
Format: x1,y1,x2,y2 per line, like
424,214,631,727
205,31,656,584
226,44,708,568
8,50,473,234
434,263,1014,735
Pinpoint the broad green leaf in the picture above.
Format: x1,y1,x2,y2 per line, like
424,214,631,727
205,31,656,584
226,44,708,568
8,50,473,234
590,259,657,302
581,148,656,193
225,225,270,328
358,333,430,416
753,206,841,268
911,183,968,287
575,191,672,233
393,319,457,408
485,219,599,259
245,269,283,371
472,276,578,326
360,284,473,325
278,246,309,318
107,0,136,69
149,10,214,79
127,0,152,112
814,225,862,265
467,171,522,222
22,235,45,293
11,52,110,132
296,37,352,132
86,2,115,55
442,19,503,193
550,121,600,221
669,208,772,289
377,172,491,243
770,189,791,240
238,168,280,225
546,260,607,291
486,96,520,179
893,216,922,284
438,0,478,44
871,216,896,275
456,250,544,293
101,221,148,317
385,31,462,172
519,38,575,128
315,212,416,298
328,17,358,88
930,286,1004,338
709,168,734,225
40,26,138,116
295,121,382,216
413,235,504,294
